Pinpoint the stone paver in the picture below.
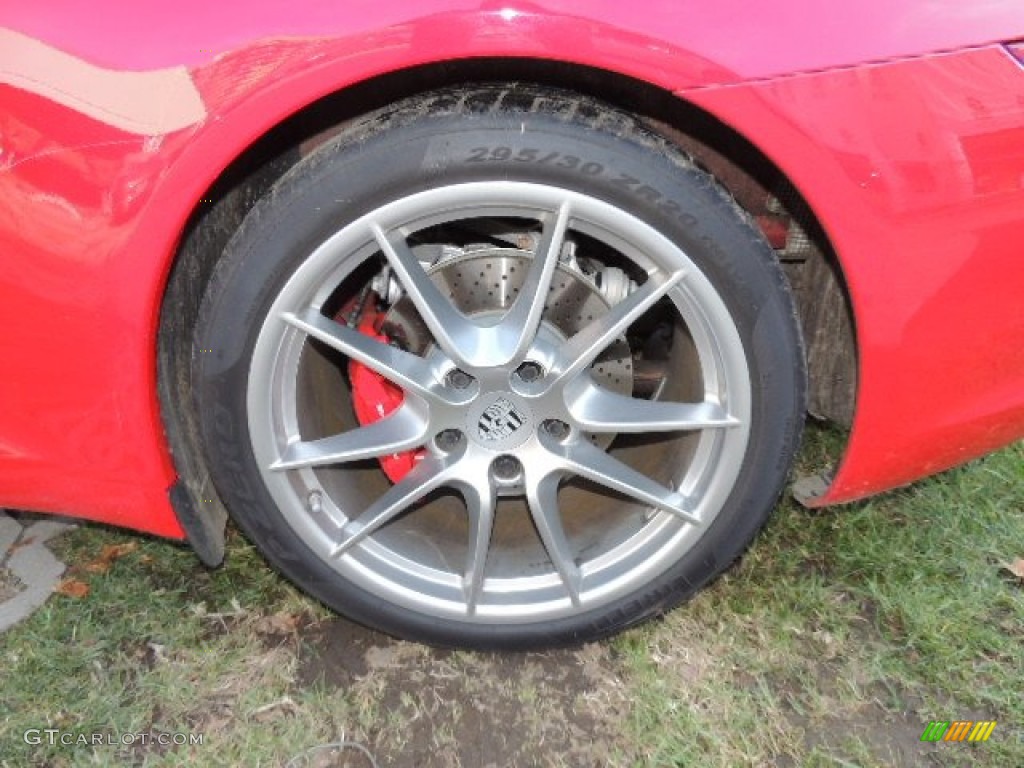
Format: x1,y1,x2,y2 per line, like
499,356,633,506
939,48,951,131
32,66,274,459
0,510,75,633
0,513,22,559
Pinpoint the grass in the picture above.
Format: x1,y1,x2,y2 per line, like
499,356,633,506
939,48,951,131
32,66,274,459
1,425,1021,767
616,429,1023,766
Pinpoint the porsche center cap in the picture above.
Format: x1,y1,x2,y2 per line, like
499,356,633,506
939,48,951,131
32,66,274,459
467,393,533,450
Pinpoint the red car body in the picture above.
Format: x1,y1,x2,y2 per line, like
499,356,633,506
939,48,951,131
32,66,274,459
2,2,1023,544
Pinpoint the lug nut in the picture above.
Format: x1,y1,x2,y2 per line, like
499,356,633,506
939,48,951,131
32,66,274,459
491,455,523,482
446,368,474,389
516,361,544,383
307,490,323,514
543,419,571,440
435,429,463,452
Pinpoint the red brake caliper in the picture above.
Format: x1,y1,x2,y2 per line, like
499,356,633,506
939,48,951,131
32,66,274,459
344,296,423,483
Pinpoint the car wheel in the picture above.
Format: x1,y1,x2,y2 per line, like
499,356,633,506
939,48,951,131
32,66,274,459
193,85,805,649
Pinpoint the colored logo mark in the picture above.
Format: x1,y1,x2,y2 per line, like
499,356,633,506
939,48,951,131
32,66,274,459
920,720,997,743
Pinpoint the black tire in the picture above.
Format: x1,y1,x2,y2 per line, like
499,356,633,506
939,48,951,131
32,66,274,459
193,84,805,649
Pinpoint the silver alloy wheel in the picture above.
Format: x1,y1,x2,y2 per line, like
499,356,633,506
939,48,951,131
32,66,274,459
247,181,751,623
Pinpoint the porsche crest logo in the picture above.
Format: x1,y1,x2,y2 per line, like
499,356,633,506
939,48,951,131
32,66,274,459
478,398,525,442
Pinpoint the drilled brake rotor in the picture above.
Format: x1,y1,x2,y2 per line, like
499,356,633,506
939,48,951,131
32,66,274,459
381,247,633,447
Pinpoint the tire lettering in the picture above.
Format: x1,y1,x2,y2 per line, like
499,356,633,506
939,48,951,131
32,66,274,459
611,173,639,190
659,199,682,216
635,185,661,204
463,148,599,177
461,147,700,233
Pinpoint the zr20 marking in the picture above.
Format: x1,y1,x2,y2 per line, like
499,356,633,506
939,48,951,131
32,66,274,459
462,145,703,234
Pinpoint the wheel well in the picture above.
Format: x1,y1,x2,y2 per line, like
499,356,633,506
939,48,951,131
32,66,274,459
159,58,857,562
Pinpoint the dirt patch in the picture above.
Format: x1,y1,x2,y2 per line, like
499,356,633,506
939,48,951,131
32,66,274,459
799,697,984,767
0,566,23,601
298,617,633,767
774,636,978,767
298,618,392,687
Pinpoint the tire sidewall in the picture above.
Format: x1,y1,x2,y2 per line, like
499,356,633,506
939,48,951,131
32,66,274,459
195,93,804,649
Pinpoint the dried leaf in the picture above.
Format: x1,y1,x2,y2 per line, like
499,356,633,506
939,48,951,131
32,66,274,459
83,541,139,573
254,611,301,635
101,541,138,561
55,578,90,598
1001,558,1024,580
250,695,299,720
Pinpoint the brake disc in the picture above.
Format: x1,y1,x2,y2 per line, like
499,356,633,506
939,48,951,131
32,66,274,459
382,247,633,448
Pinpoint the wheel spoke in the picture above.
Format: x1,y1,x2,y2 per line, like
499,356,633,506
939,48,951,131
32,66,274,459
461,479,497,615
566,379,740,433
246,172,760,631
526,472,582,606
500,202,571,362
371,223,485,367
546,436,700,525
551,269,685,385
330,455,453,558
281,308,441,401
270,402,427,471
